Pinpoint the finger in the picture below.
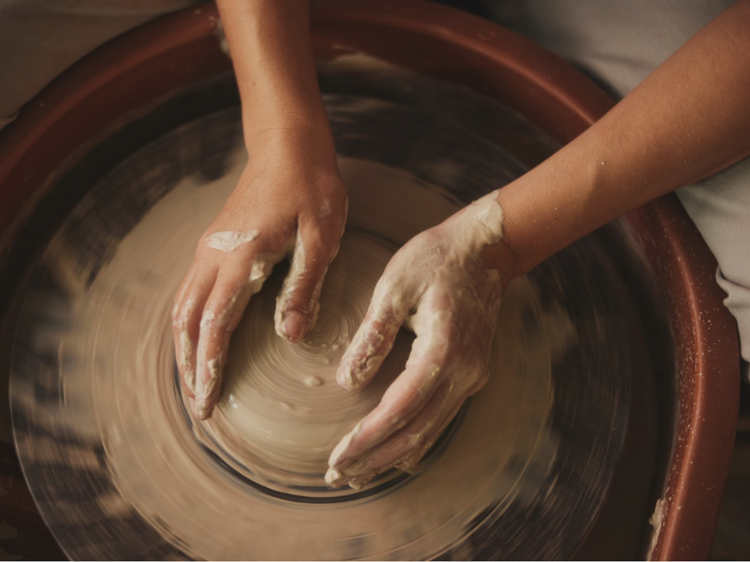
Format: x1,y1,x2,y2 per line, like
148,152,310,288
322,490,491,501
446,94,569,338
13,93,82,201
172,263,197,314
326,377,466,489
336,282,414,390
274,221,341,343
330,293,491,486
330,288,457,467
193,255,275,419
172,263,217,399
328,339,449,471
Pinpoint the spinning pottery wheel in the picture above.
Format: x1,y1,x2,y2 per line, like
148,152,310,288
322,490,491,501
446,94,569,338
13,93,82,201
0,1,739,560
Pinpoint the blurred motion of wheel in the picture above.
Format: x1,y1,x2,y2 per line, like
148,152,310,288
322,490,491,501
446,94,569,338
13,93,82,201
0,2,738,560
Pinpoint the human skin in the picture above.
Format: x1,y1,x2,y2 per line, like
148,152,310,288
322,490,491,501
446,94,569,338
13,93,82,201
327,0,750,487
171,0,750,485
171,0,347,420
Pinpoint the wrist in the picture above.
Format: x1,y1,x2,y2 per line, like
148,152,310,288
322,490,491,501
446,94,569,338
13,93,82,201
243,123,339,172
481,240,519,291
439,190,518,289
242,101,331,141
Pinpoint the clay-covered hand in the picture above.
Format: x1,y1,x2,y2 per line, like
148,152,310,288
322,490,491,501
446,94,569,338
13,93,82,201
325,191,506,489
172,137,347,420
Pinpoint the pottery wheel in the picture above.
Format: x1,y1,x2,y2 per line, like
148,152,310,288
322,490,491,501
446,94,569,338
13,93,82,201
10,94,632,559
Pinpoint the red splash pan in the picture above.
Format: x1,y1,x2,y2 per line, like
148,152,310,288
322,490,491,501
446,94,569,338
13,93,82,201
0,1,738,559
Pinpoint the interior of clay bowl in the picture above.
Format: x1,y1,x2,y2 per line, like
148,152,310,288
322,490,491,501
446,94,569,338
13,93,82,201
0,1,739,560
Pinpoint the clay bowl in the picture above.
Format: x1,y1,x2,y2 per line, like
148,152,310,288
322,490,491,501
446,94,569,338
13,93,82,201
0,0,738,559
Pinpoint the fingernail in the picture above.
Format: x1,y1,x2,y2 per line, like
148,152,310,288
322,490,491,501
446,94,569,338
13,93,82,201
196,404,213,420
190,397,213,421
335,355,354,388
283,311,307,343
328,422,361,468
195,358,220,407
336,366,357,390
349,478,366,491
325,467,342,486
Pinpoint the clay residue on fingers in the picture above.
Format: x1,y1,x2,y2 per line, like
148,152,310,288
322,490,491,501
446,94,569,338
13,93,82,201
205,230,259,252
215,233,408,483
248,250,286,294
192,250,287,420
274,226,344,342
328,190,506,487
274,231,311,340
337,328,388,389
275,197,347,342
337,287,411,390
194,308,219,418
174,297,198,393
194,354,224,419
326,421,362,478
39,144,589,558
180,331,196,393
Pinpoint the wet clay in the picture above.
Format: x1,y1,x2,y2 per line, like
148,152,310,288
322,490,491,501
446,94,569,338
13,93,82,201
11,112,577,559
211,232,412,481
205,230,259,252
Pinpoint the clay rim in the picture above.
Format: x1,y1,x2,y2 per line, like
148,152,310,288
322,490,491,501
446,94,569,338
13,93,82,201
0,1,739,560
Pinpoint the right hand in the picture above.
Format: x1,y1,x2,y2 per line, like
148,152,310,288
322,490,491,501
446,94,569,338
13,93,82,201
171,131,347,420
326,192,508,489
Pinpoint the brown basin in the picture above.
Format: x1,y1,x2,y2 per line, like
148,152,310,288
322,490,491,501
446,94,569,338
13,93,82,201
0,1,739,559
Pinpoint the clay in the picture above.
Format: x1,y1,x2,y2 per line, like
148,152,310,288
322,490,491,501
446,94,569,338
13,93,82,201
326,190,506,487
215,232,410,472
24,139,572,557
205,230,259,252
2,4,738,557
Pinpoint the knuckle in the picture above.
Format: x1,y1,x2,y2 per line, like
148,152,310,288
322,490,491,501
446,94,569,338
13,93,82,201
199,308,217,332
303,223,339,257
379,260,411,292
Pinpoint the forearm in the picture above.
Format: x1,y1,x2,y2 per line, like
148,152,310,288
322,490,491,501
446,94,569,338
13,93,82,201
488,0,750,279
216,0,335,162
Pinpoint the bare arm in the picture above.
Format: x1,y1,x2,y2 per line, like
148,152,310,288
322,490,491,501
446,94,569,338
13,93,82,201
173,0,346,420
216,0,335,159
490,0,750,280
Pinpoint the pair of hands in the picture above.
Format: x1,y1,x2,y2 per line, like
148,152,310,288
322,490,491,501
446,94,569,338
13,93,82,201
171,136,506,488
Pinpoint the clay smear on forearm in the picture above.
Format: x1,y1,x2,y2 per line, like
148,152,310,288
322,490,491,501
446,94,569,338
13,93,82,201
459,190,504,251
174,296,198,394
338,191,504,387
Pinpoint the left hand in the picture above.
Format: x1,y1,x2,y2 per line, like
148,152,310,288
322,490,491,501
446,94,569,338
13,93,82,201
171,131,347,420
325,192,507,489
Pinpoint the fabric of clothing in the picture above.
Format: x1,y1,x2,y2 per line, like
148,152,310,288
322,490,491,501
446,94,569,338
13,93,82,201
1,0,748,370
482,0,733,98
